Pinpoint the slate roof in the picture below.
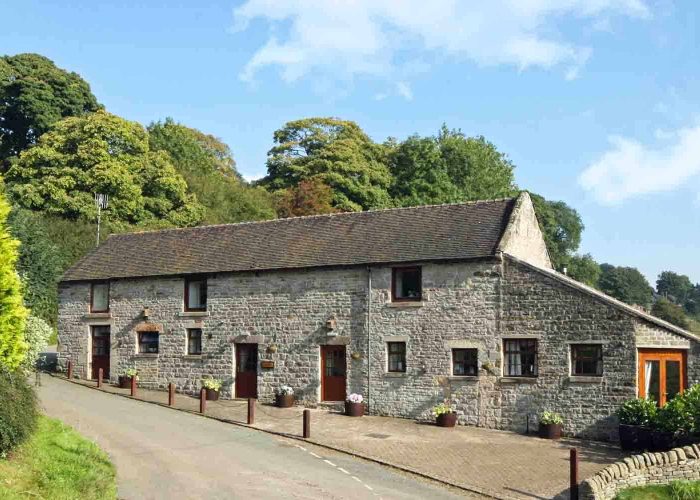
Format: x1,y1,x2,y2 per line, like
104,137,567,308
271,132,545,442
60,198,517,282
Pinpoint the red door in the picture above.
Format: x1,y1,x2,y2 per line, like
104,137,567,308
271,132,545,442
91,326,110,379
236,344,258,398
321,345,346,401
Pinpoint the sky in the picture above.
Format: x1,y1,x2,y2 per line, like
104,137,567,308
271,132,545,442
2,0,699,284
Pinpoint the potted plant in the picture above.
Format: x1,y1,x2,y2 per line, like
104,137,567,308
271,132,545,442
275,385,295,408
202,378,222,401
119,368,138,389
617,397,657,451
539,411,564,439
650,395,693,451
433,402,457,428
345,393,364,417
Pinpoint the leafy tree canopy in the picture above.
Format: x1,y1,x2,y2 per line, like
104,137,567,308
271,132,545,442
598,263,654,308
529,193,584,271
566,253,601,288
656,271,694,306
388,126,517,206
0,53,101,162
651,297,690,329
274,178,337,218
261,117,392,211
5,111,204,226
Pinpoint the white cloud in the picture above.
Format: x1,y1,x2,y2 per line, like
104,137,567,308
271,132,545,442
578,125,700,204
396,82,413,101
233,0,650,91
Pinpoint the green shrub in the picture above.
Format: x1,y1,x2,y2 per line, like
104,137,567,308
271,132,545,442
682,384,700,434
0,368,38,456
617,398,657,426
22,316,53,373
652,396,693,434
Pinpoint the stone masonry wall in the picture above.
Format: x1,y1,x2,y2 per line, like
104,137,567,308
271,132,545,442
581,444,700,500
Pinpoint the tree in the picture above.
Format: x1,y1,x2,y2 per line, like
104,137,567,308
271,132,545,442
651,298,690,329
0,181,28,369
261,117,392,211
22,315,52,372
598,264,654,308
5,111,204,226
0,53,101,162
275,178,337,218
656,271,694,306
529,193,584,271
566,253,601,288
388,126,516,206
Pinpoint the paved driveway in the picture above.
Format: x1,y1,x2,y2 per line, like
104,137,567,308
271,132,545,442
38,377,467,500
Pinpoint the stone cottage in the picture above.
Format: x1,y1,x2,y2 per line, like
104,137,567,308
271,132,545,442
57,192,700,440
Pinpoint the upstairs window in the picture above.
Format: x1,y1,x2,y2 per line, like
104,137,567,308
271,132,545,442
187,328,202,355
91,282,110,312
185,278,207,311
138,332,159,354
452,348,478,376
504,339,538,377
392,266,422,302
387,342,407,373
571,344,603,376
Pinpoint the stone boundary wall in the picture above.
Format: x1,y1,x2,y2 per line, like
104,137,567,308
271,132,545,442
581,444,700,499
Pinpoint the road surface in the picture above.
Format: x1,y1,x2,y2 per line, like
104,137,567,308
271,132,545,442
38,376,469,499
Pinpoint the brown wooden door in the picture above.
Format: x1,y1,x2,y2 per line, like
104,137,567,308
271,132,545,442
321,345,346,401
236,344,258,398
638,349,686,406
91,326,110,379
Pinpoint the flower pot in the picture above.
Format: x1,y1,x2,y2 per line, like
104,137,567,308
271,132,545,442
205,388,220,401
436,412,457,428
539,423,562,440
118,376,133,389
637,426,654,451
345,401,364,417
619,424,643,451
651,430,675,451
276,394,295,408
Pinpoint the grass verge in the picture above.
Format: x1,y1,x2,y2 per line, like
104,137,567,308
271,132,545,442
0,415,116,500
615,480,700,500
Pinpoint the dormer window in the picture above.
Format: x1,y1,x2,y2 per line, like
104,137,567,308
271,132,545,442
184,277,207,311
391,266,422,302
90,282,110,312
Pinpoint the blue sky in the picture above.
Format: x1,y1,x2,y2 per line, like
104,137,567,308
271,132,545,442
2,0,699,284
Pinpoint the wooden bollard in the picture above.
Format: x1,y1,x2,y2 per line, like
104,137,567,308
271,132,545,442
130,375,137,397
199,388,206,413
97,368,103,388
247,398,255,425
168,383,175,406
570,448,579,500
67,360,73,379
303,409,310,438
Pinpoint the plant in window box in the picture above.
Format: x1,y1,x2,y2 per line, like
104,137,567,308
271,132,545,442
202,378,222,401
433,402,457,428
275,385,295,408
617,398,657,451
345,393,364,417
118,368,138,389
538,411,564,439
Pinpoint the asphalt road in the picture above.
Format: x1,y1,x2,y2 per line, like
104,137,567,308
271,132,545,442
38,377,469,499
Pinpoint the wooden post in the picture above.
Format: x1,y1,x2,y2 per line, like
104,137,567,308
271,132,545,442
168,383,175,406
130,375,137,397
247,398,255,425
570,448,579,500
200,388,206,413
303,409,310,438
97,368,103,388
67,360,73,379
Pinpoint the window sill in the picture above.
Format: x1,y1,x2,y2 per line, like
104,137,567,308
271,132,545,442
178,311,210,318
499,376,537,384
448,376,479,382
384,372,408,378
133,353,158,359
568,376,603,383
385,301,424,309
83,312,112,320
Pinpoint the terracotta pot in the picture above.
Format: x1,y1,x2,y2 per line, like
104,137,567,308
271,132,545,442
118,376,133,389
205,388,220,401
436,412,457,428
619,424,643,451
276,394,295,408
539,423,562,440
345,401,364,417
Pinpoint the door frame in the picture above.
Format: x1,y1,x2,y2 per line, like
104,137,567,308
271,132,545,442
320,345,347,402
86,322,111,380
637,348,687,406
235,343,258,399
90,325,111,380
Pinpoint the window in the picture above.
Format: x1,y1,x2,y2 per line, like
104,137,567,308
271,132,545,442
387,342,406,372
138,332,159,354
571,344,603,376
452,348,478,376
184,278,207,311
392,266,422,302
187,329,202,355
90,282,109,312
504,339,538,377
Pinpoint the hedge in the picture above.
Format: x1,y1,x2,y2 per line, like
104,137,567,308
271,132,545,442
0,368,38,456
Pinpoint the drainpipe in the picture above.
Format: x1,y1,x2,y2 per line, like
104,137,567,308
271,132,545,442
366,266,372,413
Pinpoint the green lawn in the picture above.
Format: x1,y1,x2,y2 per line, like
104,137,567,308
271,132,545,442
0,416,116,500
615,480,700,500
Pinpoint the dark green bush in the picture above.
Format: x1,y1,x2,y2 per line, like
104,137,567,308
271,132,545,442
653,396,693,434
0,368,38,456
617,397,657,426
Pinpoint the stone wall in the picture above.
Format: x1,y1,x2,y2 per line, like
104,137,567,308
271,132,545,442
581,445,700,499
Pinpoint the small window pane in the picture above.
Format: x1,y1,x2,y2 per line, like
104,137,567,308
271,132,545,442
453,348,478,376
186,279,207,310
393,267,421,301
187,329,202,355
504,339,538,377
388,342,406,372
138,332,159,354
91,283,109,312
571,344,603,376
